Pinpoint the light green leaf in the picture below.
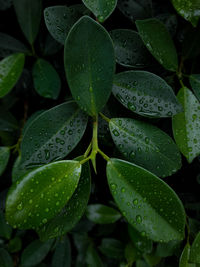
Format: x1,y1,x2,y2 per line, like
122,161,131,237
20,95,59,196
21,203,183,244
5,160,81,229
109,118,181,177
0,53,25,98
125,242,140,265
0,248,13,267
107,158,186,242
179,243,194,267
112,71,182,117
190,232,200,263
172,87,200,163
136,18,178,71
32,58,61,99
171,0,200,27
0,146,10,176
51,236,71,267
13,0,42,44
189,74,200,102
20,101,88,168
82,0,117,22
64,16,115,117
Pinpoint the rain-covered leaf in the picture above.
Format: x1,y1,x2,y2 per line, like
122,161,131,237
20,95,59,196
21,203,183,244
32,58,61,99
0,53,25,98
125,242,140,265
21,239,53,266
44,5,90,45
172,87,200,163
171,0,200,27
0,211,12,240
109,118,182,177
37,158,91,241
51,236,71,267
42,34,62,56
64,16,115,117
20,101,88,168
98,238,124,259
155,240,180,257
13,0,42,44
82,0,117,23
86,244,103,267
0,248,13,267
179,243,193,267
112,71,182,117
107,158,186,242
0,33,29,58
86,204,121,224
12,156,35,183
0,0,12,10
156,13,178,38
189,74,200,102
0,146,10,176
5,160,81,229
136,18,178,71
190,232,200,263
110,29,151,68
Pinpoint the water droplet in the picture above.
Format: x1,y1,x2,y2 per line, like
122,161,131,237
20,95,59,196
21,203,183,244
121,187,125,193
112,129,120,136
56,201,60,206
68,129,73,135
110,183,117,190
29,199,33,204
128,102,136,111
133,199,138,205
42,218,47,224
17,203,23,210
141,231,146,237
136,215,142,224
45,208,49,212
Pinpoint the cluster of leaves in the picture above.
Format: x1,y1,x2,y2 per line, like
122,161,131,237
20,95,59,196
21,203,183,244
1,0,200,266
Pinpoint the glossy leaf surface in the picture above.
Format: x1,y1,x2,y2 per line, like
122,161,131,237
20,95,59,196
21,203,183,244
32,58,61,99
171,0,200,27
189,74,200,102
110,29,150,68
0,53,25,98
64,16,115,117
20,101,88,168
172,87,200,163
51,236,71,267
6,160,81,229
136,18,178,71
82,0,117,23
86,204,121,224
107,158,186,242
190,231,200,263
109,118,181,177
179,243,193,267
112,71,182,117
13,0,42,44
0,146,10,176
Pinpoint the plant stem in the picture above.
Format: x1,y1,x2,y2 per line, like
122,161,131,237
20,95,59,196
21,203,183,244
90,115,98,173
84,142,92,158
98,148,110,161
99,112,110,123
80,156,91,165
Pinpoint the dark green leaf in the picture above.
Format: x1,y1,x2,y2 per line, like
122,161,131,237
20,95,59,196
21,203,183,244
0,109,18,132
112,71,182,117
0,248,13,267
13,0,42,44
189,74,200,102
107,158,186,242
190,232,200,263
0,0,12,11
98,238,124,259
20,101,88,168
8,237,22,253
179,243,193,267
0,53,25,98
42,34,62,56
21,239,53,267
155,240,180,257
171,0,200,27
86,244,103,267
0,146,10,176
12,156,34,183
125,242,140,265
110,30,151,68
32,58,61,99
51,236,71,267
82,0,117,22
0,211,12,239
64,16,115,117
86,204,121,224
136,18,178,71
109,118,182,177
172,87,200,163
6,160,81,229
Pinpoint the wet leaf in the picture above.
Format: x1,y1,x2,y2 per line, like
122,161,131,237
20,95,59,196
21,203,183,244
107,158,186,242
189,74,200,102
172,87,200,163
0,211,12,240
64,16,115,117
51,236,71,267
179,243,193,267
136,18,178,71
190,231,200,263
0,248,13,267
0,53,25,98
20,101,88,168
32,58,61,100
5,160,81,229
0,146,10,176
0,109,18,132
112,71,182,117
98,238,124,259
109,118,182,177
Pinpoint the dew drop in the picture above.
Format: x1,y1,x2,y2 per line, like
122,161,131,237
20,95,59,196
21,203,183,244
17,203,23,210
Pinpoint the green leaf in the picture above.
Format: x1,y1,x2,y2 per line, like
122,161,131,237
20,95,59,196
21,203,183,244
13,0,42,44
32,59,61,99
110,29,151,68
64,16,115,117
0,248,13,267
21,239,53,267
190,232,200,263
8,237,22,253
86,204,121,224
37,157,91,241
51,236,71,267
189,74,200,102
112,71,182,117
109,118,181,177
136,18,178,71
5,160,81,229
20,101,88,168
82,0,117,23
125,242,140,265
155,240,180,257
0,146,10,176
12,156,35,183
86,244,103,267
0,211,12,240
0,109,18,132
98,238,124,259
172,87,200,163
106,158,186,242
179,243,194,267
171,0,200,27
0,53,25,98
0,0,12,11
44,5,90,45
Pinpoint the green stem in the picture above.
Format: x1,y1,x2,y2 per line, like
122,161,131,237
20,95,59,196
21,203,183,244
98,148,110,162
80,156,91,165
84,142,92,158
90,115,98,173
99,112,110,123
31,44,37,58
